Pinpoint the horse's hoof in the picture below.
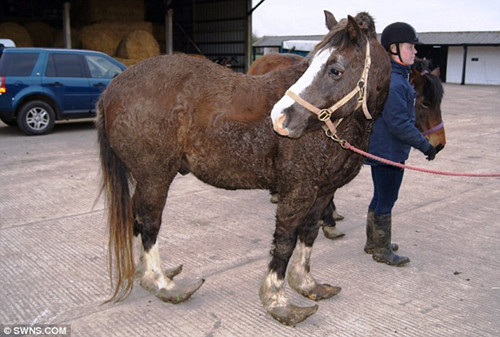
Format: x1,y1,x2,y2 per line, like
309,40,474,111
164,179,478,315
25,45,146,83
332,210,344,221
267,303,319,326
322,225,345,240
155,279,205,304
165,264,183,279
307,283,341,301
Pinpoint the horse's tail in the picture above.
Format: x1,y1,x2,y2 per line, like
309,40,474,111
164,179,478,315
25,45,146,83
96,98,135,302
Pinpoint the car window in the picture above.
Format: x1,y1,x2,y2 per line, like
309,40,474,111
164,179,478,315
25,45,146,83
46,53,86,78
0,53,39,76
85,55,123,79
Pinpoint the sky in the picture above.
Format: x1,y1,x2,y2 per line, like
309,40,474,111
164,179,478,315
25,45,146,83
252,0,500,37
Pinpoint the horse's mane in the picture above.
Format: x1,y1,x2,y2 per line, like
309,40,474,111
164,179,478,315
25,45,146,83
312,12,375,56
413,58,444,109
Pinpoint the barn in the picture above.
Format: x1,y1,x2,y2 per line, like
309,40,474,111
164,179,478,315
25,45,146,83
0,0,255,72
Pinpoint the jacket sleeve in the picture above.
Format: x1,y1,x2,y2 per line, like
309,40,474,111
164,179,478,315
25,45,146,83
382,81,431,153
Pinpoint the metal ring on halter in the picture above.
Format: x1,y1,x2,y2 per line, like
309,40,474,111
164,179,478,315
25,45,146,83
318,109,332,121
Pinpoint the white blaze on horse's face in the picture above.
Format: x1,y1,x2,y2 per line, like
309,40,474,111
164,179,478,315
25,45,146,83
270,47,334,135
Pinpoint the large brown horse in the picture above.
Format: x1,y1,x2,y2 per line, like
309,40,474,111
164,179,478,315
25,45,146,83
98,11,391,326
250,54,446,228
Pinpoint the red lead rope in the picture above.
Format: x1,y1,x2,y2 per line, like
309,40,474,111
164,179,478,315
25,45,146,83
342,141,500,177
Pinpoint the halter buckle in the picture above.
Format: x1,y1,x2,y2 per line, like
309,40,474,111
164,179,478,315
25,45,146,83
318,109,332,121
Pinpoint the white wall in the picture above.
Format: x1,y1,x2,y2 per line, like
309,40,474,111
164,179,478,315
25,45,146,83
446,46,500,85
466,46,500,85
446,46,464,84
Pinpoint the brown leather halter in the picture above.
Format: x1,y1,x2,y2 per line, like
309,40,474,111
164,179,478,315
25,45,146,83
284,39,373,138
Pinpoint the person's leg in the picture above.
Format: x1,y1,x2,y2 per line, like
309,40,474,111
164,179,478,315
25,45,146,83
369,165,409,266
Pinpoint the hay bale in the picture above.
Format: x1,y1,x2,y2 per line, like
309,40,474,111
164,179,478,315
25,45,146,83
113,57,141,67
116,30,160,60
106,21,153,39
80,24,120,55
52,28,81,48
24,22,55,47
0,22,33,47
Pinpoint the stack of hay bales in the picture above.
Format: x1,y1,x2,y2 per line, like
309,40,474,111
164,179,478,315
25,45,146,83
0,22,33,47
0,18,160,66
79,21,160,66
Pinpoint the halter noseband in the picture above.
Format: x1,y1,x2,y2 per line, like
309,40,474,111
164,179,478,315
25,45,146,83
285,39,372,138
421,121,444,136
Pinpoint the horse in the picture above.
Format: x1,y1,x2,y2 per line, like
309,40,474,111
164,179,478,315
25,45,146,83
248,53,304,75
249,55,446,229
411,58,446,151
98,11,392,326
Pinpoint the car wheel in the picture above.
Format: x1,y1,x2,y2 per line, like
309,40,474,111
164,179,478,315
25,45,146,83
16,100,55,135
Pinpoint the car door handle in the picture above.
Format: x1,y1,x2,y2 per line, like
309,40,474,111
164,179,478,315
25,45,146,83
49,82,63,87
93,82,106,87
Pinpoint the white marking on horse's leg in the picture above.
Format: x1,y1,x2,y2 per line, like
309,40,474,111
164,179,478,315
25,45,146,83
140,243,175,291
270,48,334,125
260,271,288,309
133,234,144,277
287,239,316,293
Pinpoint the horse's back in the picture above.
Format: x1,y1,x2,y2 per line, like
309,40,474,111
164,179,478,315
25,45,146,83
248,53,304,75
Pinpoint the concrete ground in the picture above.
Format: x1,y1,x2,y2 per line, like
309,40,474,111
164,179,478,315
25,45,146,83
0,84,499,337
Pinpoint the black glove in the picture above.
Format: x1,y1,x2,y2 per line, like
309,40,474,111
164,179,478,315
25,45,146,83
424,145,436,161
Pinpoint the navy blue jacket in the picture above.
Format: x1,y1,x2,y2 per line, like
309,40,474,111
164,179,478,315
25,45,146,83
367,59,431,165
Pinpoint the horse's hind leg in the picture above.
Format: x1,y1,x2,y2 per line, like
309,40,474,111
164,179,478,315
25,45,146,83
133,175,204,303
287,196,341,301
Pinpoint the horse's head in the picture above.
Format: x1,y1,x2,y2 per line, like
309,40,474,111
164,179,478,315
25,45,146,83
270,11,391,138
411,58,446,153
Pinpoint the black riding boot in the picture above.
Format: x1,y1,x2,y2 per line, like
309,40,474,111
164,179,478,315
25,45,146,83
372,214,409,266
364,209,398,254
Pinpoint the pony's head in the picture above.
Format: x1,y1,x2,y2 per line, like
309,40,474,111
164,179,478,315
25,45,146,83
411,58,446,152
270,11,390,138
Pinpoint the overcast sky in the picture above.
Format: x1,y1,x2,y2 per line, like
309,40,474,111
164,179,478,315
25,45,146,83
252,0,500,37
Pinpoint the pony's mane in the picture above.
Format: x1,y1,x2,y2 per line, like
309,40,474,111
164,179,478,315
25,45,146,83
312,12,376,56
414,58,444,109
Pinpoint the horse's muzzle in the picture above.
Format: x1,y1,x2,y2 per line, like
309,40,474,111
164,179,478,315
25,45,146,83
272,114,290,136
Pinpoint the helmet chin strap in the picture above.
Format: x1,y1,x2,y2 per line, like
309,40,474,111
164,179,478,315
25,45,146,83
390,43,406,65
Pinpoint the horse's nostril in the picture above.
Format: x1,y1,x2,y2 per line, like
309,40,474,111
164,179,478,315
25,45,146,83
279,113,289,129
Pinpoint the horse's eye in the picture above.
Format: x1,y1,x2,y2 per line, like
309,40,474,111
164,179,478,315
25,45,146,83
329,68,344,78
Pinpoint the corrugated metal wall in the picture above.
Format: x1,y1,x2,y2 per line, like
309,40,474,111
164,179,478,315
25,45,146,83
172,0,250,72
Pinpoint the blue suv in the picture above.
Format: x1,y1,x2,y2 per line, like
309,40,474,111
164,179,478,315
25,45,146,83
0,48,125,135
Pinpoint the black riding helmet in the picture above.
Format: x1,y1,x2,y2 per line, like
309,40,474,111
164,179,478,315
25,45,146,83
381,22,420,50
381,22,419,64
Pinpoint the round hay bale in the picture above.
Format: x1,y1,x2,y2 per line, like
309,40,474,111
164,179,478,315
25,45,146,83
80,24,120,56
52,28,81,48
0,22,33,47
113,57,141,67
116,30,160,60
24,22,55,47
107,21,153,39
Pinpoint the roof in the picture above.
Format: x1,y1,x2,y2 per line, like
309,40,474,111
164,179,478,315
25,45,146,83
253,31,500,48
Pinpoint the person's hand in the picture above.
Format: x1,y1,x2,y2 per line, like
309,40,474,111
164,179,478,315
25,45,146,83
424,145,436,161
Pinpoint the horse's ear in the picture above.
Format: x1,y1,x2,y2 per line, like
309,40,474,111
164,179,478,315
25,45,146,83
346,15,362,42
431,67,441,77
324,10,338,31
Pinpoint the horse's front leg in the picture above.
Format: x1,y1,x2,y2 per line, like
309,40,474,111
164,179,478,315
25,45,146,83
259,191,319,326
287,195,341,300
